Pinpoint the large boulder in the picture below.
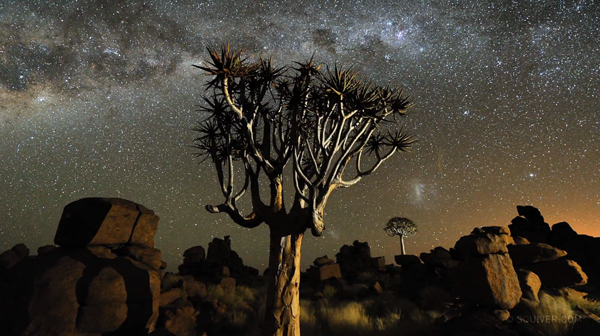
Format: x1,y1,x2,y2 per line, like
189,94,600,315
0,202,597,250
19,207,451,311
336,240,378,275
54,198,159,248
0,247,161,335
508,243,568,265
522,258,588,287
0,243,30,269
451,253,522,309
508,205,551,243
394,254,422,267
454,227,514,259
516,269,542,302
318,263,342,281
183,246,206,264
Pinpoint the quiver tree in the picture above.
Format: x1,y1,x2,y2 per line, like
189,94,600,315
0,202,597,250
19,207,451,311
192,45,416,336
384,217,418,255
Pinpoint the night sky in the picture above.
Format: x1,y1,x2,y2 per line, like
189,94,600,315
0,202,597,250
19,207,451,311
1,0,598,271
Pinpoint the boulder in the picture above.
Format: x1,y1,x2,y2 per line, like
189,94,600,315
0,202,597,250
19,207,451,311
54,198,159,248
180,279,207,299
522,258,588,287
121,246,163,270
336,240,376,275
0,247,161,335
395,254,422,266
481,226,512,236
421,247,459,269
513,236,530,245
0,243,29,269
318,263,342,281
451,253,522,309
314,256,335,267
517,269,541,302
182,246,205,264
159,288,187,307
220,277,236,290
160,306,199,336
508,243,568,265
509,206,551,243
454,230,513,258
371,256,386,270
37,245,57,255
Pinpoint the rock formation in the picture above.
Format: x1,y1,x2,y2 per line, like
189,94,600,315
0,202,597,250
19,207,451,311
0,198,163,336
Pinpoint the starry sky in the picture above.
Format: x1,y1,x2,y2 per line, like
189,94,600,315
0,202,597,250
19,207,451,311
1,0,599,271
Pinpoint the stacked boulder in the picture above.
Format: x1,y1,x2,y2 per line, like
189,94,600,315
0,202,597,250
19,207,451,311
451,226,522,310
178,236,258,285
335,240,386,277
305,256,342,281
0,197,164,336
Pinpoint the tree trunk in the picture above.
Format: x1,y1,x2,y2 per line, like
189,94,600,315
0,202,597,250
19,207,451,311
399,235,405,255
264,230,303,336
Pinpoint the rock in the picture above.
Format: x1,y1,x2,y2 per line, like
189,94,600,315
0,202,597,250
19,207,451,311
12,243,30,258
508,243,568,265
160,260,168,270
0,243,30,269
431,246,453,259
54,198,159,248
523,259,588,287
509,206,551,244
121,246,163,270
517,205,544,223
371,281,384,294
181,279,207,299
371,256,386,270
220,277,236,290
0,247,161,335
37,245,57,255
451,253,522,309
454,231,513,258
314,256,335,266
161,306,198,336
493,309,511,322
336,240,376,275
318,263,342,280
550,222,579,248
552,222,578,239
78,303,128,333
182,246,205,264
517,269,542,302
513,236,530,245
87,245,117,259
159,288,187,307
481,226,512,236
0,250,20,270
161,274,194,293
85,266,127,305
395,254,422,266
421,248,459,269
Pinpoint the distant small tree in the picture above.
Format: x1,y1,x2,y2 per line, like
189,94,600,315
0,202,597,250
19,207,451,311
384,217,417,255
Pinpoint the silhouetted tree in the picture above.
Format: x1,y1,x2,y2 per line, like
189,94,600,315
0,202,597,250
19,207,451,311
192,45,416,336
384,217,418,255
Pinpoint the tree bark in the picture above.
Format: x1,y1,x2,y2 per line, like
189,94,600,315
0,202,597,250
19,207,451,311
400,235,405,255
264,229,303,336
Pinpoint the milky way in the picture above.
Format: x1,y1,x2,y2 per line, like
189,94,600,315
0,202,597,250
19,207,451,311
1,0,599,270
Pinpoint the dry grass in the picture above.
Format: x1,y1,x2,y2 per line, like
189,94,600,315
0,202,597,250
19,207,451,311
298,297,436,336
523,292,577,336
565,292,600,316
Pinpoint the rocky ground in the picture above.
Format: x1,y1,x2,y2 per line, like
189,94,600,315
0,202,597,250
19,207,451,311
1,198,600,336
